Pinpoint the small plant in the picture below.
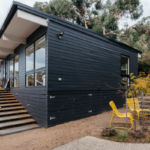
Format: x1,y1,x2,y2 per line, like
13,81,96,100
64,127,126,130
116,130,129,140
101,127,117,137
146,138,150,143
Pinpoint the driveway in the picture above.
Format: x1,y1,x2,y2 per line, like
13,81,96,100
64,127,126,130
52,136,150,150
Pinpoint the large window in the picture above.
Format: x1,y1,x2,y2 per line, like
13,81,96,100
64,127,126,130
26,45,34,72
9,59,14,88
121,55,130,87
0,61,5,88
26,35,46,87
35,36,46,69
9,55,19,88
14,55,19,87
26,74,34,87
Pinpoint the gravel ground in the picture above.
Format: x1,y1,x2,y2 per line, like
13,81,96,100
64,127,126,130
0,109,121,150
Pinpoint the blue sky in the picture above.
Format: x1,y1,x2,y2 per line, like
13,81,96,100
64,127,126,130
0,0,150,29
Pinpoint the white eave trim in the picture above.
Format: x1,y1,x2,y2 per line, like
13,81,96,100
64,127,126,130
0,9,48,58
17,10,48,27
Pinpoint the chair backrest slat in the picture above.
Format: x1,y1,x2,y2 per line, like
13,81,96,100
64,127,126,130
109,101,119,115
127,98,140,111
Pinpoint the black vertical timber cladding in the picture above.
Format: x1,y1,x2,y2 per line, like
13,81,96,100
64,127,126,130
47,21,138,126
9,27,48,127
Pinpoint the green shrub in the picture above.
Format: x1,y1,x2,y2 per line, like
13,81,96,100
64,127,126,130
146,138,150,143
117,130,129,140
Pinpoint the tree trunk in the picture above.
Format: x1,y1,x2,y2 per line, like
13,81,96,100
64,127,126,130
103,27,106,35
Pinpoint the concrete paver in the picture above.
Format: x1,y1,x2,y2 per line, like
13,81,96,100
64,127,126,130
52,136,150,150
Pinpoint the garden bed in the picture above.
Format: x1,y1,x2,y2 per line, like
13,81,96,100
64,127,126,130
101,127,150,143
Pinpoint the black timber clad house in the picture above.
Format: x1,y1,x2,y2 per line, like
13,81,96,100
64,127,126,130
0,2,141,127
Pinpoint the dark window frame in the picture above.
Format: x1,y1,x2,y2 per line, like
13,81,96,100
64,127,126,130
120,54,130,87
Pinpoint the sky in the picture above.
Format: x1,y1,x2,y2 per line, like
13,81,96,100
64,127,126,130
119,0,150,28
0,0,150,29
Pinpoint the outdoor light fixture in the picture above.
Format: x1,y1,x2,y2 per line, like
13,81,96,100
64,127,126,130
57,31,64,39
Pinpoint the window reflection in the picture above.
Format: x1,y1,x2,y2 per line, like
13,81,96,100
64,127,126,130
26,35,46,87
121,55,129,76
10,59,14,88
10,79,14,88
14,78,19,87
121,55,130,87
14,55,19,88
26,45,34,72
10,59,14,77
14,55,19,76
35,71,45,86
26,74,34,87
35,36,45,69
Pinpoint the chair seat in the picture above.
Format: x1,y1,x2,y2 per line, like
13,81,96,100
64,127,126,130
118,113,132,118
140,109,150,112
131,108,150,113
109,100,133,129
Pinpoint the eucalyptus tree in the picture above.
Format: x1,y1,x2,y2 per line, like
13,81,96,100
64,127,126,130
34,0,143,38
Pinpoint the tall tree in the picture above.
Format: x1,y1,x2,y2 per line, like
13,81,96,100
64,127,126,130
119,17,150,53
119,17,150,72
90,0,143,38
34,0,142,38
34,0,102,29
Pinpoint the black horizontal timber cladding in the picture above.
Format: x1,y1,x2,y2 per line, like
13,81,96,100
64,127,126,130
47,21,138,127
47,90,124,126
0,7,138,128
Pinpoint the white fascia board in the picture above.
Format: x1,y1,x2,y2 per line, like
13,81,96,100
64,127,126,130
17,10,48,27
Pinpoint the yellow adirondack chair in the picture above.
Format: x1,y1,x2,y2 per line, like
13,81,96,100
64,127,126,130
127,98,150,119
109,101,133,129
